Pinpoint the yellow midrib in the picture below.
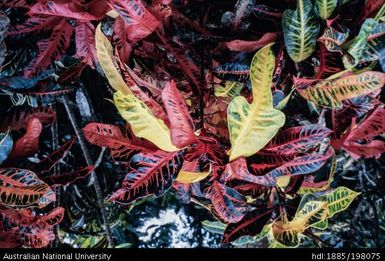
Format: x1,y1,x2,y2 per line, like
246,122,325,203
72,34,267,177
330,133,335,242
299,0,305,62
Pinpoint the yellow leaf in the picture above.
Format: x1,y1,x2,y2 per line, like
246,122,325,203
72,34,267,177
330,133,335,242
95,24,132,95
176,167,211,184
277,175,291,188
227,43,285,161
272,201,328,247
114,91,178,152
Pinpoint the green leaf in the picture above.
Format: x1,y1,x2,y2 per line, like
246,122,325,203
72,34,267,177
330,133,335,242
319,26,350,53
227,43,285,161
0,131,13,165
272,201,328,247
283,0,320,62
214,81,244,98
318,186,360,219
316,0,338,19
201,220,226,235
343,19,378,69
295,71,385,109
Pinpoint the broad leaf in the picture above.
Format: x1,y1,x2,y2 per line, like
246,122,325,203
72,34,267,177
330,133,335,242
316,0,338,19
295,71,385,109
107,0,160,43
0,168,53,207
228,43,285,161
8,118,42,160
282,0,320,62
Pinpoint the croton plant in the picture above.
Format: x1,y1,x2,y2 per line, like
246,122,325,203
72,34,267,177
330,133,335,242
0,0,384,248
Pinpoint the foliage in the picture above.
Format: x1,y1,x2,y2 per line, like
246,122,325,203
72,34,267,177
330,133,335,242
0,0,385,249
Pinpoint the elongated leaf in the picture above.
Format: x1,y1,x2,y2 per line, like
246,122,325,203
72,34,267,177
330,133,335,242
0,168,52,207
161,81,197,148
272,201,328,246
266,124,331,154
202,220,226,234
176,169,211,184
317,186,360,219
24,19,73,77
83,123,154,160
207,180,247,223
282,0,320,62
347,106,385,141
295,71,385,109
0,131,13,165
225,33,279,52
28,0,108,21
109,151,183,204
343,19,378,69
41,166,94,188
114,91,178,152
343,140,385,159
228,44,285,161
0,107,56,132
258,147,334,187
75,22,98,69
316,0,338,19
214,81,244,98
31,138,76,174
107,0,160,43
95,24,132,95
223,208,273,244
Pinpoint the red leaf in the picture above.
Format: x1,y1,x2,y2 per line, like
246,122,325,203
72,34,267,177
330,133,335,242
206,180,247,223
75,22,98,68
343,140,385,159
7,15,61,37
225,32,279,52
8,118,43,160
24,19,73,77
107,0,160,43
0,107,56,132
223,208,273,244
259,148,334,187
266,124,332,154
220,157,266,184
162,81,197,148
28,0,109,21
115,52,169,123
112,17,133,63
83,122,155,160
41,166,94,188
109,151,183,204
30,138,76,174
347,106,385,142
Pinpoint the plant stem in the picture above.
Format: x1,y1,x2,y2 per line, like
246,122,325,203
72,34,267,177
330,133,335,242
61,95,115,247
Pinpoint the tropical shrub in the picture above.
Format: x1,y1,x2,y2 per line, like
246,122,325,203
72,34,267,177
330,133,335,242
1,0,385,248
